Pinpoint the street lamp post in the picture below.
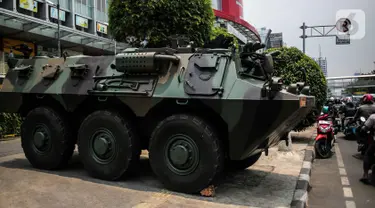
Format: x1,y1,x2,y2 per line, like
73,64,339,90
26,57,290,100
46,0,61,57
57,0,61,57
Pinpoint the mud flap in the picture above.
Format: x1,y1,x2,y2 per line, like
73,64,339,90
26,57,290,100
315,134,327,141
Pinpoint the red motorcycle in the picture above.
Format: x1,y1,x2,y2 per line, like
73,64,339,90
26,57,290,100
315,113,337,158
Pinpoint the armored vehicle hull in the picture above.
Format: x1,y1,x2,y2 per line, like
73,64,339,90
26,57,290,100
0,46,315,194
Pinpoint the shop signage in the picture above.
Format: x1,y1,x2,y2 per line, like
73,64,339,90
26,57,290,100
96,22,108,34
19,0,38,13
226,23,247,43
50,7,66,22
3,38,35,57
75,15,88,28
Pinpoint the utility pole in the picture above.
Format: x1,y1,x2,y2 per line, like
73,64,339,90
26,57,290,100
57,0,61,57
299,23,341,54
46,0,61,57
114,40,117,55
301,22,306,53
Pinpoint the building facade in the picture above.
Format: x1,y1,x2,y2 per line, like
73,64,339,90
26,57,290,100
0,0,261,74
314,57,328,77
0,0,128,74
211,0,260,44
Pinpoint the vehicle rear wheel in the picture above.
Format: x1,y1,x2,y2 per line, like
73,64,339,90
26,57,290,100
227,153,262,171
149,114,224,194
78,110,140,181
21,107,75,170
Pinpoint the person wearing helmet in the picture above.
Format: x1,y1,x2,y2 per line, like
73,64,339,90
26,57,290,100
350,94,375,159
355,94,375,119
358,113,375,185
326,97,335,105
340,97,356,129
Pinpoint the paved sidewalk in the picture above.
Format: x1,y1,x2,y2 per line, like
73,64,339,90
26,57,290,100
0,128,316,208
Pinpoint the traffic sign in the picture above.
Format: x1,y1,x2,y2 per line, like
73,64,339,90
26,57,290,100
336,35,350,45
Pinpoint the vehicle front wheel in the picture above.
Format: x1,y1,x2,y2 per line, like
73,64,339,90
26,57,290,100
227,152,262,171
149,114,224,194
21,107,75,170
314,140,332,159
78,110,140,181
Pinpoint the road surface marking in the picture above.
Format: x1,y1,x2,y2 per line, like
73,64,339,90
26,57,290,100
345,200,357,208
343,187,353,198
341,177,350,185
339,168,347,175
335,145,345,168
335,145,357,208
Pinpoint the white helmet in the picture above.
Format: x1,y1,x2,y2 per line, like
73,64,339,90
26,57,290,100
329,97,334,101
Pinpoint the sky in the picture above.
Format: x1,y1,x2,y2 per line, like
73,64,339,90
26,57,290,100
243,0,375,77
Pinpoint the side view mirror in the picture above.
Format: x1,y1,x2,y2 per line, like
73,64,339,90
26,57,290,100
360,117,366,122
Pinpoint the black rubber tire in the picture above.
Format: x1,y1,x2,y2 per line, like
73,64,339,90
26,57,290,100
148,114,224,194
21,107,75,170
228,152,262,171
371,165,375,186
78,110,140,181
314,140,332,159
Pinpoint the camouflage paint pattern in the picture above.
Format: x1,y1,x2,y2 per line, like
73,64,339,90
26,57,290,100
0,48,315,160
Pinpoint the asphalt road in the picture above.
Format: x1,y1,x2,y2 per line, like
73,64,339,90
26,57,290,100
309,133,375,208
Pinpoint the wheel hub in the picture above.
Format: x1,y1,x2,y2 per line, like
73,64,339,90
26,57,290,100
33,131,47,148
90,128,116,164
165,134,199,176
169,144,189,166
93,137,110,156
32,124,51,152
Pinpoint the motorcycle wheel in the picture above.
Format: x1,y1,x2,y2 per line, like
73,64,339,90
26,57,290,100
315,140,332,159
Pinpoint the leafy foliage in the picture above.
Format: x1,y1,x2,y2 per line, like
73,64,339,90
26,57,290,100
266,47,328,131
108,0,214,47
210,27,239,48
0,113,21,137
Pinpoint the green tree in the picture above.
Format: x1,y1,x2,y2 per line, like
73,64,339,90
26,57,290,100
210,27,239,48
108,0,214,47
266,47,328,131
0,113,21,137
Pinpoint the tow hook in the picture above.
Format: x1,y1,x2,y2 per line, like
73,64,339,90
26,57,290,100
265,147,269,156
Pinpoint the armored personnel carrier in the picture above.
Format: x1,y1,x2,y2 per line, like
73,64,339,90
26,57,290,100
0,39,314,194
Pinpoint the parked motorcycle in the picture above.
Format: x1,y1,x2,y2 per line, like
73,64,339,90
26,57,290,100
356,116,374,156
315,113,337,158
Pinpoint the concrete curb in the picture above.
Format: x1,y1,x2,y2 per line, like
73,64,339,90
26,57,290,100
290,130,316,208
0,136,20,142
